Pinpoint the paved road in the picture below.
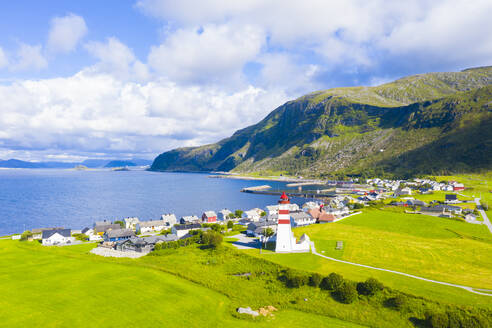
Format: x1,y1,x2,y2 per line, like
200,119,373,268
310,242,492,296
229,234,260,250
475,198,492,234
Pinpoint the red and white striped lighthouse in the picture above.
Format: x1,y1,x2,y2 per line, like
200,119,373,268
275,192,294,252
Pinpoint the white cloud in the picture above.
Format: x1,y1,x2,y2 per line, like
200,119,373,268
0,47,8,68
12,43,48,71
48,13,88,53
148,24,264,85
0,71,287,160
85,37,149,81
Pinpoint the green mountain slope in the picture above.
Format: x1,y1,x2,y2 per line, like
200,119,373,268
151,67,492,178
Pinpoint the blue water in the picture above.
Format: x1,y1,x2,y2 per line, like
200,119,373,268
0,169,307,235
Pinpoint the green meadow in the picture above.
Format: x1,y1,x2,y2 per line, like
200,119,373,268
291,208,492,289
0,240,364,328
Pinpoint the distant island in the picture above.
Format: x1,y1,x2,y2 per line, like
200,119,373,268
0,158,152,169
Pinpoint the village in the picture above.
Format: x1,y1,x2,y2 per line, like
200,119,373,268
11,176,489,257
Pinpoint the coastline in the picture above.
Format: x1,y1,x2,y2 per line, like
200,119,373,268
208,172,324,184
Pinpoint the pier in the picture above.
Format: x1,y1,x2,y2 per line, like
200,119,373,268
241,189,336,198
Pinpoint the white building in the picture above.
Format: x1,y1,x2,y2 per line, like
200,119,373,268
265,203,299,216
180,215,200,224
161,214,177,226
172,223,202,238
124,217,140,230
42,229,74,246
218,209,233,221
244,208,264,222
274,193,310,253
136,220,168,234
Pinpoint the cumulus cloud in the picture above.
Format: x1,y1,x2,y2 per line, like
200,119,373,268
85,37,149,80
148,24,264,85
48,13,88,53
0,71,287,160
12,43,48,71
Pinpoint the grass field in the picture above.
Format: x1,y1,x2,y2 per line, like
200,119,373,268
292,208,492,290
0,239,371,328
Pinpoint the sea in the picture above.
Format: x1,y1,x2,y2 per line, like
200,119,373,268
0,168,314,236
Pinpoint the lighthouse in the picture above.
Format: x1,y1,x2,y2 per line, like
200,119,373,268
274,192,310,253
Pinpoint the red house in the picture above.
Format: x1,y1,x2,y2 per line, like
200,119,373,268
202,211,217,223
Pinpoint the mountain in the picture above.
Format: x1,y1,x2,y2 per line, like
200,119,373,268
151,67,492,178
0,158,153,169
104,160,137,168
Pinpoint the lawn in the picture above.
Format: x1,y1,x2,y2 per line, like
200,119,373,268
292,208,492,290
0,240,364,328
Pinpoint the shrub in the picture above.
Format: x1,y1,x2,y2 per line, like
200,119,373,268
309,273,323,287
357,278,384,296
114,220,125,228
385,294,407,311
201,230,223,248
234,210,243,218
285,269,309,288
72,233,88,242
352,203,364,209
153,242,162,251
20,230,33,241
336,282,358,304
227,221,234,229
320,272,344,290
425,311,449,328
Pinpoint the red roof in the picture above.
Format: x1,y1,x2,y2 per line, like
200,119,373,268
280,192,289,200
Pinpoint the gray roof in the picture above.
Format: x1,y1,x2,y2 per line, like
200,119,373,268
81,227,91,234
95,223,121,233
117,234,178,246
42,229,71,239
105,229,135,238
290,211,311,221
247,221,276,230
138,220,168,228
174,223,201,231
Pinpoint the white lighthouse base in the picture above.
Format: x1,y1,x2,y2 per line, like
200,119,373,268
273,231,310,253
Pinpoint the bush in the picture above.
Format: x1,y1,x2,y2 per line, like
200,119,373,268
385,294,407,311
336,282,358,304
285,269,309,288
201,230,223,248
234,210,243,218
20,230,33,241
309,273,323,287
357,278,384,296
154,242,162,251
320,272,344,290
227,221,234,229
352,203,364,209
426,311,449,328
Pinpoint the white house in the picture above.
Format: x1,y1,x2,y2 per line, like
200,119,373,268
180,215,200,224
218,209,233,221
136,220,168,234
290,211,316,227
172,223,202,238
124,217,140,230
395,187,412,196
161,214,177,226
42,229,74,246
244,208,264,221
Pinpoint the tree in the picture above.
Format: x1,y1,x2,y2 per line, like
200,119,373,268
114,220,125,228
385,294,407,310
227,213,235,219
227,220,234,229
309,273,323,287
320,272,344,290
263,227,274,238
260,211,266,217
357,278,384,296
201,230,223,248
425,311,449,328
234,210,243,218
336,282,358,304
351,203,364,209
285,269,308,288
20,230,33,241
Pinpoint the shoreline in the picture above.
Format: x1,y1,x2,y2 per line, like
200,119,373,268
208,172,323,184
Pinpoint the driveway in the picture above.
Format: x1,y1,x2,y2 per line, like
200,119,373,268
229,234,260,250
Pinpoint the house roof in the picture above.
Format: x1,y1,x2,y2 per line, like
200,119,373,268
81,227,91,234
138,220,168,228
42,229,71,239
173,223,202,231
203,211,217,217
106,229,135,238
290,211,312,221
318,213,336,222
32,227,63,234
445,194,458,200
94,224,121,233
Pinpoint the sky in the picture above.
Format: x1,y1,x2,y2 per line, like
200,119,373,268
0,0,491,162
